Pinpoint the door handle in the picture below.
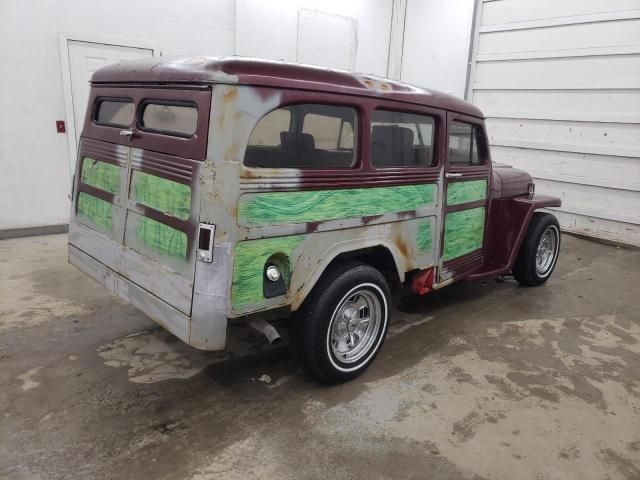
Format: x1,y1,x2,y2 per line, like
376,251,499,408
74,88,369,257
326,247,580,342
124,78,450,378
119,129,134,137
446,173,463,179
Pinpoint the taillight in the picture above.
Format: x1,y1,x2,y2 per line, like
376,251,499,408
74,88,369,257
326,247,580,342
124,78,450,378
196,223,215,262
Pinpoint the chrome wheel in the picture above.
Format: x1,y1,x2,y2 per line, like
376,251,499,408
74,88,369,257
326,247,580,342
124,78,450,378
329,288,382,365
535,225,559,277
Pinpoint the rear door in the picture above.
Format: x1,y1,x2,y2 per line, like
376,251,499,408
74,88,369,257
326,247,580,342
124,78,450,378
70,86,211,315
439,113,490,281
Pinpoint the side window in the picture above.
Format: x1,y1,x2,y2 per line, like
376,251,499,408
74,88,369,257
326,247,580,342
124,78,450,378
448,121,484,166
95,98,134,127
371,110,435,168
248,109,291,146
244,104,357,169
302,112,354,150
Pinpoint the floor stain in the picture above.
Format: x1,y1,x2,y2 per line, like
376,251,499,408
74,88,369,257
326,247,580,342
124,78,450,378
16,367,42,391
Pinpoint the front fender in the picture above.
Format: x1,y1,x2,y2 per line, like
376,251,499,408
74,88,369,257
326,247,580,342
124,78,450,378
472,194,562,280
508,194,561,268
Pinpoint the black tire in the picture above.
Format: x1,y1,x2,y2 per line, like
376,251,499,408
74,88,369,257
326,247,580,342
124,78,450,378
292,262,391,384
512,212,561,286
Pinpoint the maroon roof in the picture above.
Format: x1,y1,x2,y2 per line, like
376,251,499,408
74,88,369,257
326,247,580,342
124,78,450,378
91,56,483,118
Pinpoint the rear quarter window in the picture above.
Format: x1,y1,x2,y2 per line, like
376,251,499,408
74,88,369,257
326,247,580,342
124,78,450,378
140,101,198,137
244,104,357,169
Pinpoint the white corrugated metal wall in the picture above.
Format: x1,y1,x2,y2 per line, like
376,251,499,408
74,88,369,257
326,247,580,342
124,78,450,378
467,0,640,246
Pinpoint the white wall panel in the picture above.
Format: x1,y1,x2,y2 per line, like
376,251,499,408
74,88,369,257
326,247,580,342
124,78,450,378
297,9,357,70
469,0,640,246
481,0,640,26
478,19,640,57
486,119,640,158
474,55,640,89
551,210,640,246
235,0,392,76
490,146,640,192
534,179,640,225
400,0,475,97
474,90,640,123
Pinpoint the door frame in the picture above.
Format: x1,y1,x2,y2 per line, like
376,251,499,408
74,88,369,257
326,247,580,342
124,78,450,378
438,111,491,282
58,32,160,178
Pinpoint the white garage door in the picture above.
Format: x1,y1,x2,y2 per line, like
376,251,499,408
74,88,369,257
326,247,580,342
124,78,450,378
467,0,640,246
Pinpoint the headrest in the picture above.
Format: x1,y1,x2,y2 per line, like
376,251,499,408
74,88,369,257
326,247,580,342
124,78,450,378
371,125,415,166
280,132,315,152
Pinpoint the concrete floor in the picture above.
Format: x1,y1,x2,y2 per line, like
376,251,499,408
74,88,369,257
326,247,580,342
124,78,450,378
0,234,639,480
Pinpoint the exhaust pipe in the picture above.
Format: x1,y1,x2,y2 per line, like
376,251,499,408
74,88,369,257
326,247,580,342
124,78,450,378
248,318,282,345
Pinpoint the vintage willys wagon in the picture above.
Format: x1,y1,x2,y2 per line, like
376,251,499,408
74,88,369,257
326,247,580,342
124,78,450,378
69,57,561,383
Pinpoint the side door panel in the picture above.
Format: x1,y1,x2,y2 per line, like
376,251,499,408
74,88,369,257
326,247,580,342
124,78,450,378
439,113,491,282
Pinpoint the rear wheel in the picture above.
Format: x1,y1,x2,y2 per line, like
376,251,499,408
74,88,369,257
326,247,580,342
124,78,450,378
292,262,391,384
512,212,561,286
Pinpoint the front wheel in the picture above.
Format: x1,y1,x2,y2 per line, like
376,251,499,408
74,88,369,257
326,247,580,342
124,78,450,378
512,212,561,286
292,262,391,384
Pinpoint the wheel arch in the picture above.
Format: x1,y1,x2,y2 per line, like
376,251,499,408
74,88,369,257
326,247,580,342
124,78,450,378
507,194,561,269
290,239,405,312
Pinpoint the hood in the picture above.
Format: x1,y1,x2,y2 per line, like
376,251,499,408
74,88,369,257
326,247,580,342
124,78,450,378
492,163,532,198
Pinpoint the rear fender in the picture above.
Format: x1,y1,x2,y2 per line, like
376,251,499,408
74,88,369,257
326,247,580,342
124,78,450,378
290,238,405,311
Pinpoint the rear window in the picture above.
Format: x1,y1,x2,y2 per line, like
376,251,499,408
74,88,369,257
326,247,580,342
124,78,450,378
95,98,134,127
245,104,357,169
371,110,435,168
140,101,198,137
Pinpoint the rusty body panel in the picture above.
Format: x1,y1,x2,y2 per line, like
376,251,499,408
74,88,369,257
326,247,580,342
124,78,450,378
68,56,560,352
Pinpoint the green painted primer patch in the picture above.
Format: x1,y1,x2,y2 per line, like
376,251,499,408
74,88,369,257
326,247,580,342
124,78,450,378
443,207,485,261
238,184,437,227
416,219,433,252
232,235,304,309
77,192,114,234
131,171,191,220
81,157,120,194
136,217,187,259
447,179,487,206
